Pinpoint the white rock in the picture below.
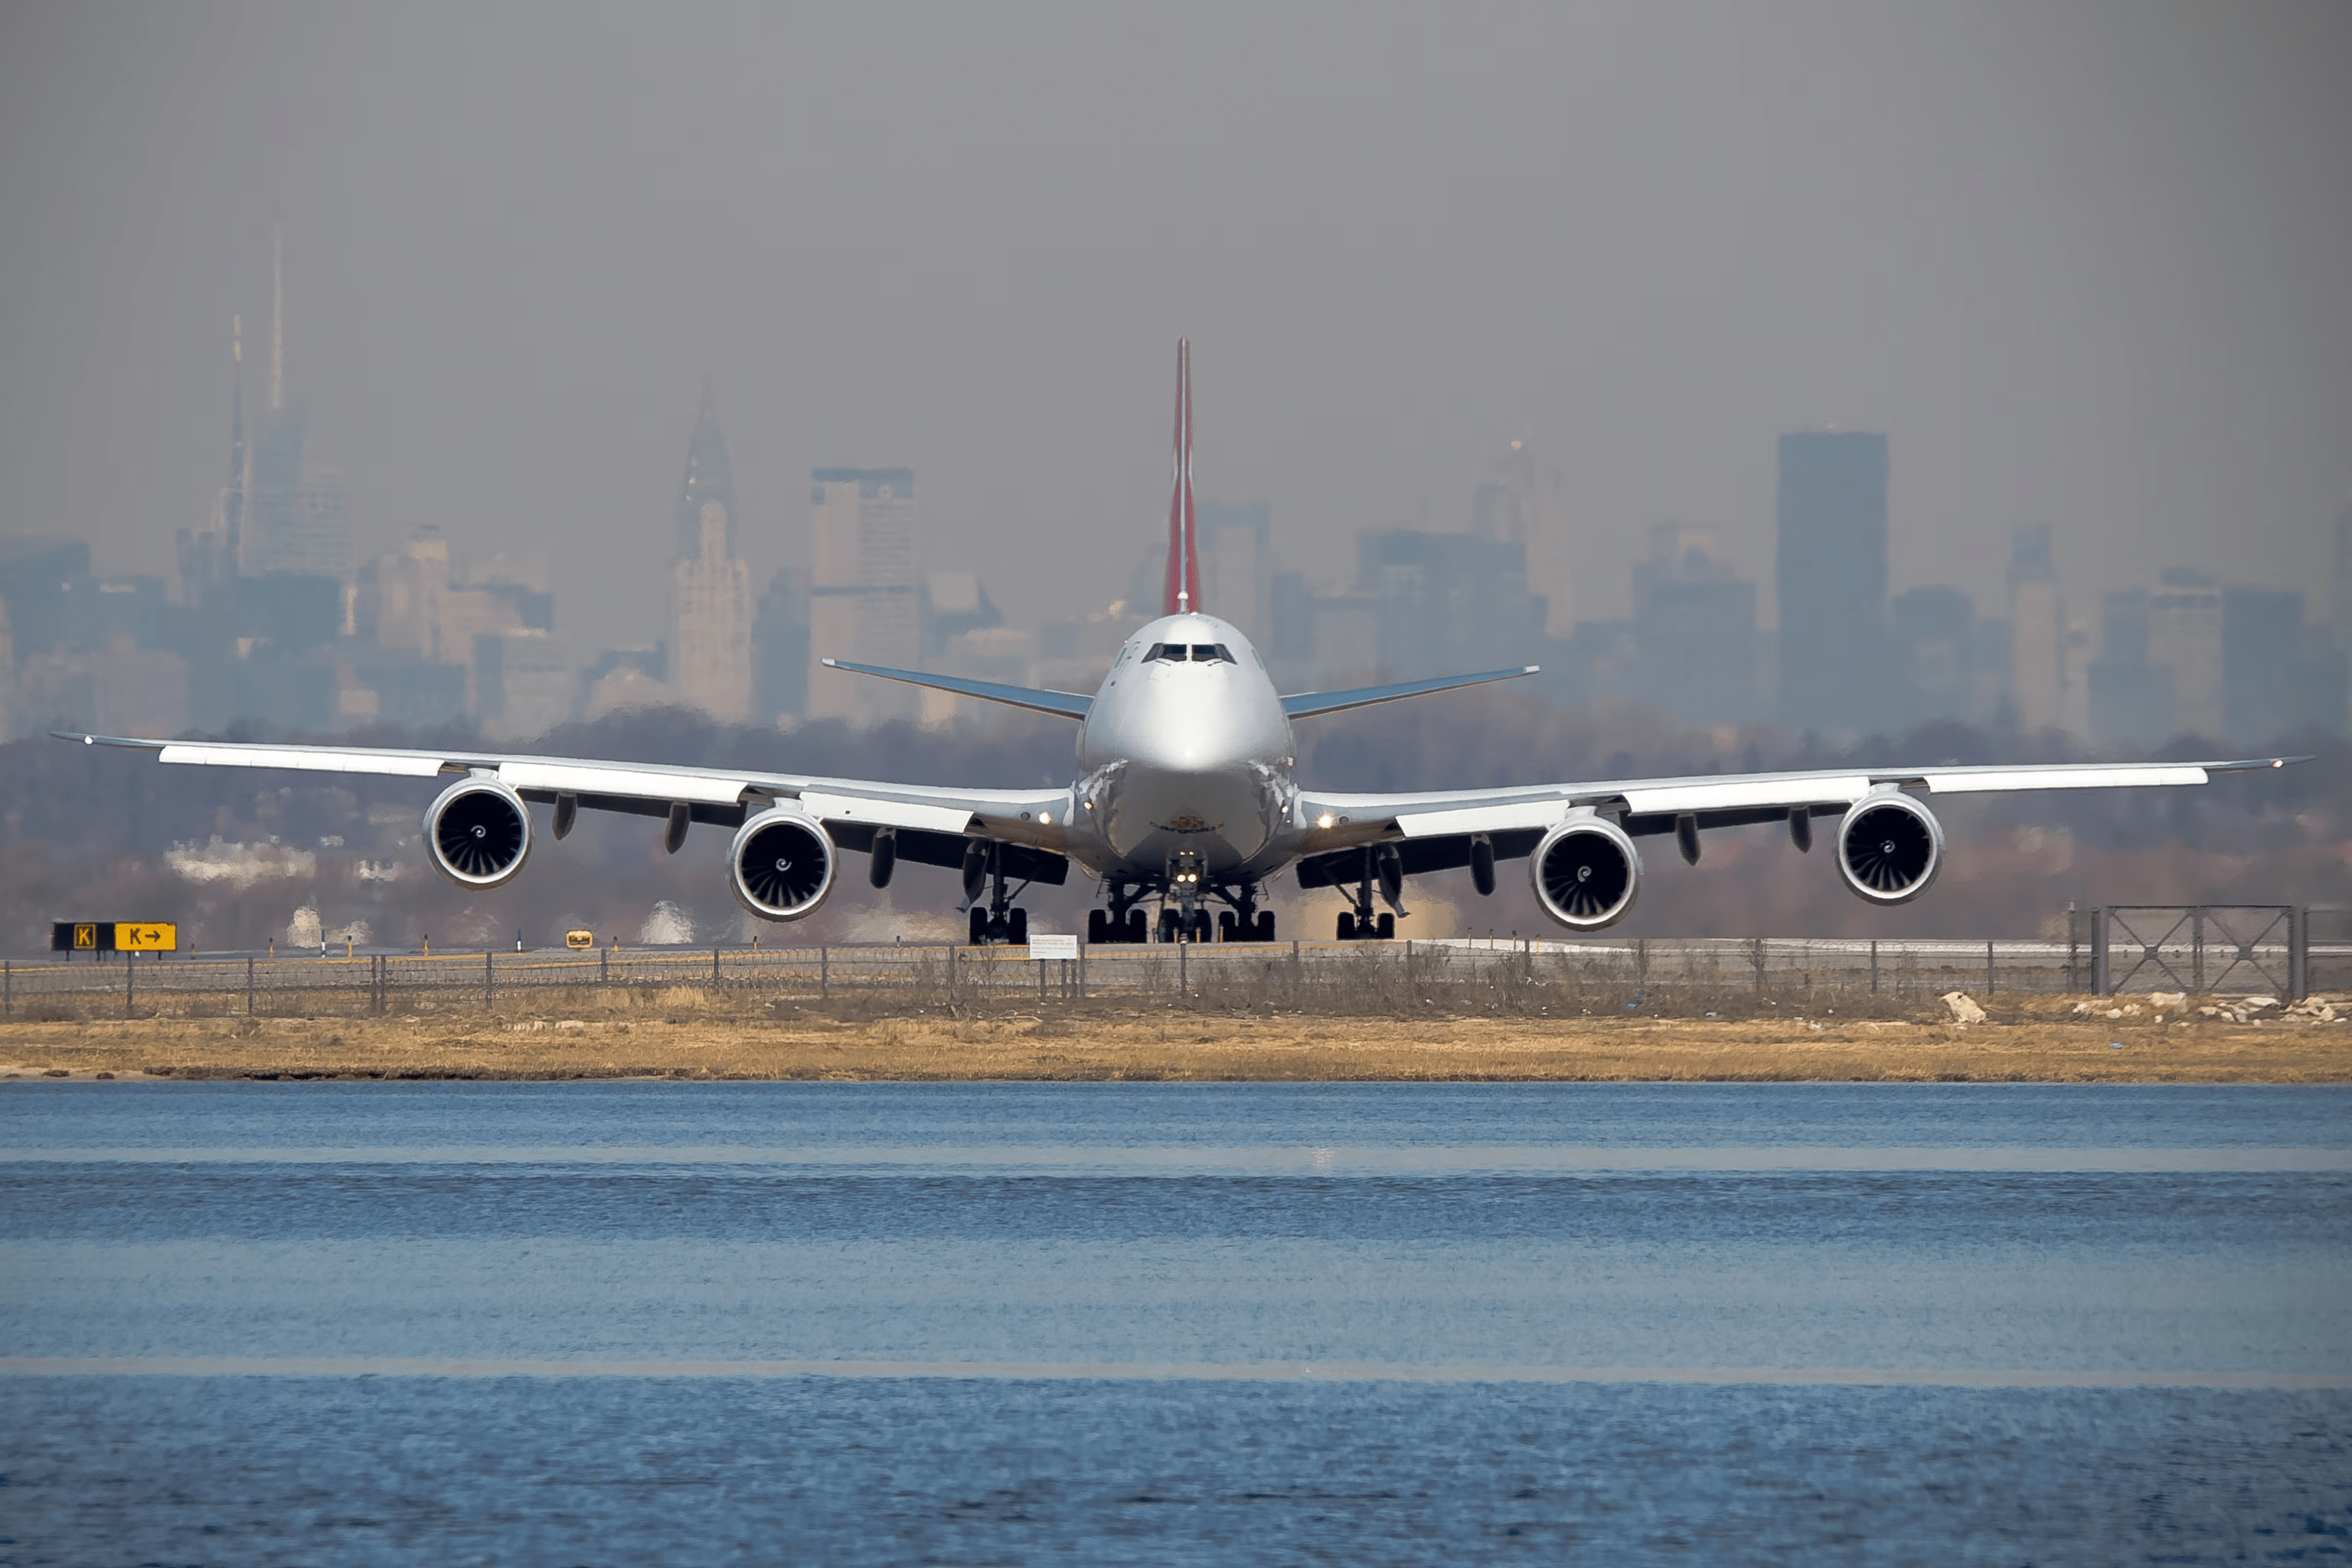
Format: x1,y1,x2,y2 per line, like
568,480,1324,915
2072,1001,2096,1015
1942,991,1987,1024
2243,996,2279,1010
2149,992,2187,1011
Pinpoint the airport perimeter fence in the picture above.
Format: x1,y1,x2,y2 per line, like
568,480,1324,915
5,907,2340,1021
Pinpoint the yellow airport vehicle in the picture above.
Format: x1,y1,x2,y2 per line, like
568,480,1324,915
565,929,595,949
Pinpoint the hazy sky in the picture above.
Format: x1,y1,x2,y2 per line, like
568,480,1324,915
2,2,2346,645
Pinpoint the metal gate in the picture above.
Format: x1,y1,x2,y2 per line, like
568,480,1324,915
2087,906,2306,999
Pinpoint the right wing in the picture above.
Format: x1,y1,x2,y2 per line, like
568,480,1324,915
54,731,1079,884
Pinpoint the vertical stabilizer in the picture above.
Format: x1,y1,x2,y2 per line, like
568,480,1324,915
1162,338,1200,616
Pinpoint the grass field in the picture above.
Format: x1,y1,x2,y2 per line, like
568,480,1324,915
2,988,2346,1083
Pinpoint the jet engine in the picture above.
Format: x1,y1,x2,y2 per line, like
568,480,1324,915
729,806,837,921
424,776,532,889
1835,790,1944,905
1528,813,1642,931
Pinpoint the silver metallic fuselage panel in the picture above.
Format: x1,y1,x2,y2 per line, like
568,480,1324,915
1065,613,1304,885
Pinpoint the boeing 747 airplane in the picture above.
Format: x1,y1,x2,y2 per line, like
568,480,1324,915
57,341,2305,945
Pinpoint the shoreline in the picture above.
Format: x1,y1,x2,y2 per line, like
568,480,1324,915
4,1005,2347,1084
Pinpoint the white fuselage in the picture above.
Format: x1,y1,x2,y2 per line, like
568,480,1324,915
1063,613,1302,890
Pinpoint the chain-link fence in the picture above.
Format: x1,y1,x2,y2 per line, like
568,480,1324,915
8,916,2332,1021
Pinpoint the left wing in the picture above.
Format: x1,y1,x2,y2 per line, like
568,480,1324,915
52,730,1077,882
1292,755,2308,877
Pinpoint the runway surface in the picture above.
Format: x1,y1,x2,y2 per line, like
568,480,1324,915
3,1081,2347,1563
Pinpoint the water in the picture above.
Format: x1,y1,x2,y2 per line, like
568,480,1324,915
3,1082,2347,1563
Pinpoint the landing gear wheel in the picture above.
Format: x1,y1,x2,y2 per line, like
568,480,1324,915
1158,909,1180,943
1008,908,1029,946
1126,909,1147,943
969,906,988,946
1088,909,1109,945
1217,910,1236,942
1338,912,1356,941
1187,910,1213,942
1256,910,1276,942
1376,912,1395,940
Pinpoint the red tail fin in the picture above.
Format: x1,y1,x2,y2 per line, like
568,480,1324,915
1162,337,1199,616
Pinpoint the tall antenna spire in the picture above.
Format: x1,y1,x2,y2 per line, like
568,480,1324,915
229,314,244,479
268,223,284,413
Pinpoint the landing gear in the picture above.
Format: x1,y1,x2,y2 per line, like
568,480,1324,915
964,844,1031,946
1215,907,1278,942
1335,845,1403,939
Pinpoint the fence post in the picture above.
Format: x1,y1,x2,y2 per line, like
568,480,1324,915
1987,939,1995,997
2192,908,2206,995
1870,939,1879,994
948,946,956,1004
1080,940,1088,999
1636,938,1649,993
247,955,255,1014
1179,929,1187,992
1753,936,1765,995
4,959,9,1020
713,946,720,984
2092,909,2110,997
600,945,609,985
2066,906,2078,993
1039,956,1047,1003
2291,906,2308,1002
126,950,134,1019
485,949,494,1008
821,946,829,1001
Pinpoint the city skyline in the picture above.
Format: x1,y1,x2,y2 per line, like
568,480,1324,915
2,6,2344,654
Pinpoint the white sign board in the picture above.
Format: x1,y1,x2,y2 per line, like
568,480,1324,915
1028,933,1080,960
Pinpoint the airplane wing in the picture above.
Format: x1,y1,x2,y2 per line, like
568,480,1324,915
1291,755,2308,881
51,730,1077,884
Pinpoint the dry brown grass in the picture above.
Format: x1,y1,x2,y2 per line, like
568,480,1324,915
2,987,2347,1083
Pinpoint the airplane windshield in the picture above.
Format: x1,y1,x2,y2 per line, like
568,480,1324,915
1145,642,1236,664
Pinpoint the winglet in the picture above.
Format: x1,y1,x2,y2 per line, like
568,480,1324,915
1162,337,1199,616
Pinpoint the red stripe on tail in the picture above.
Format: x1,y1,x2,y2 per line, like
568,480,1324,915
1163,338,1200,616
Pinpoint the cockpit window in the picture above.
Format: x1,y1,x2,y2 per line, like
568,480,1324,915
1145,642,1236,665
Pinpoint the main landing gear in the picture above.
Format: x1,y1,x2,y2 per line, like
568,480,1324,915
1334,844,1404,940
1084,880,1279,943
962,842,1031,946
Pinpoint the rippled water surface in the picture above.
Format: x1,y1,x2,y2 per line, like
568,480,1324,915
2,1081,2347,1564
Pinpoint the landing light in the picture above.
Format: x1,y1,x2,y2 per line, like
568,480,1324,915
1039,812,1052,825
1317,813,1334,830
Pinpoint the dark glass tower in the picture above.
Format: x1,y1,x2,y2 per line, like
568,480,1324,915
1775,432,1889,735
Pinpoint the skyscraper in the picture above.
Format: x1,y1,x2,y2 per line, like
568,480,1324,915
243,230,351,582
1775,432,1888,735
806,468,918,723
2004,523,2063,734
2148,565,2224,739
665,383,752,723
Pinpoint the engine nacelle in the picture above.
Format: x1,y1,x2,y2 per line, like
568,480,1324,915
729,807,837,921
1528,813,1642,931
424,776,532,889
1835,791,1944,905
